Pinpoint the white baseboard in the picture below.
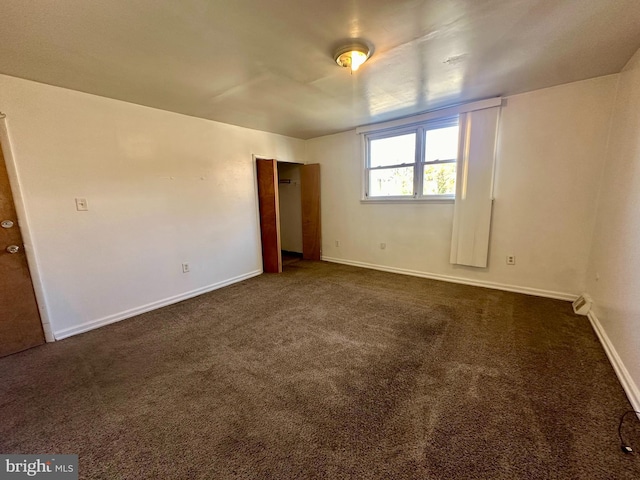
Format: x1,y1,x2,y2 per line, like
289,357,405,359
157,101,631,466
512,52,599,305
587,309,640,414
54,270,262,340
321,256,577,301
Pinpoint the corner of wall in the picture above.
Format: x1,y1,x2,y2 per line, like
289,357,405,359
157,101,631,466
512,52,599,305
586,304,640,413
583,73,622,295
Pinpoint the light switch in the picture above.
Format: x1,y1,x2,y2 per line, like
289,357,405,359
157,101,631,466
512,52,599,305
75,198,88,211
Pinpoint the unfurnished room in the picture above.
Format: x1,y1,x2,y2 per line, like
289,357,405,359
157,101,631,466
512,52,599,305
1,1,640,479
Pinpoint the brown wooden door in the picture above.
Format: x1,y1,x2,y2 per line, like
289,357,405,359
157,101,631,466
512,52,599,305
301,164,321,261
0,140,45,357
256,159,282,273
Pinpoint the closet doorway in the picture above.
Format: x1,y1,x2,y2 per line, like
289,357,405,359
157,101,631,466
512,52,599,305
256,159,320,273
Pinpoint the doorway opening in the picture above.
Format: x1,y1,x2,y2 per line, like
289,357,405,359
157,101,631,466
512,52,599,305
277,162,303,268
255,158,321,274
0,135,46,357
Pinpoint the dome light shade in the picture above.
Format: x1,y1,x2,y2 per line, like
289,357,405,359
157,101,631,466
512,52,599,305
334,43,371,72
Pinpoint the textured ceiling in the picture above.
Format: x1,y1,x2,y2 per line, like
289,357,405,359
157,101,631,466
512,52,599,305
1,0,639,139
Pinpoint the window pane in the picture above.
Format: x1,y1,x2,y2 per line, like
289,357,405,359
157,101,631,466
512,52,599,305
423,163,456,195
369,167,414,197
425,126,459,163
370,133,416,167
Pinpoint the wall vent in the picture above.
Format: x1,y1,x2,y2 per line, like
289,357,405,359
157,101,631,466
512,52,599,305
572,294,593,316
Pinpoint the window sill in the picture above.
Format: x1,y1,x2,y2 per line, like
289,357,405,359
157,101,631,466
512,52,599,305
361,196,455,204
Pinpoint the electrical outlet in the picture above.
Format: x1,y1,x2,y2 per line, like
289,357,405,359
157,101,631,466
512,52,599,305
182,263,190,273
380,243,386,250
335,240,340,247
506,255,516,265
75,198,88,211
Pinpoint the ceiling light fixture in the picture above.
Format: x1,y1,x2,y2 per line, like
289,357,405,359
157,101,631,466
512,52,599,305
334,43,371,72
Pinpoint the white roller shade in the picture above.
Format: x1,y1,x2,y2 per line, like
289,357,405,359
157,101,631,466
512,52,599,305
450,106,500,267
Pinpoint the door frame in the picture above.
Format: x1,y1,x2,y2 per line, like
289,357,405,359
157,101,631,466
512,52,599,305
253,154,321,273
252,155,305,273
1,114,53,342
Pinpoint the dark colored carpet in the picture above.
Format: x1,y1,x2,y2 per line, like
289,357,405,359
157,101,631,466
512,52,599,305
1,261,639,479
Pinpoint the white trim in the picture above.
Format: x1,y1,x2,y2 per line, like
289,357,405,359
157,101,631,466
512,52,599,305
356,97,503,135
587,309,640,415
0,117,55,342
53,270,262,340
360,197,454,204
321,256,576,301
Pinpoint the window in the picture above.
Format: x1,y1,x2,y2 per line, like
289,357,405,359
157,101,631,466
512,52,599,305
364,117,459,201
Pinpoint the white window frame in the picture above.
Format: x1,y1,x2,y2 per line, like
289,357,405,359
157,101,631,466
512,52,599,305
362,116,459,203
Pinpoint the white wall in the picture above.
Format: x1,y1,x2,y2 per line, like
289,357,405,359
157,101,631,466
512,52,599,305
0,74,306,339
585,48,640,410
307,75,618,299
277,162,303,253
0,70,629,348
